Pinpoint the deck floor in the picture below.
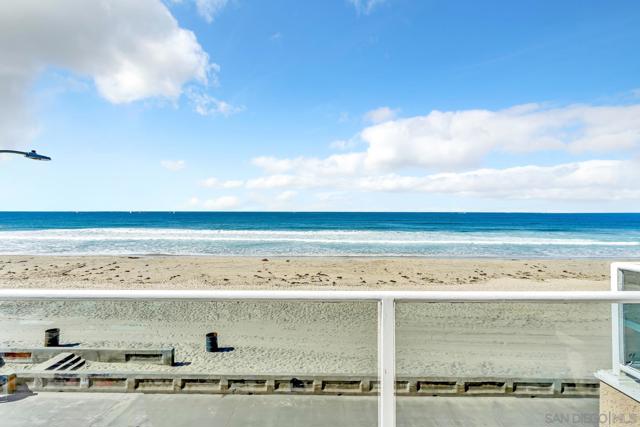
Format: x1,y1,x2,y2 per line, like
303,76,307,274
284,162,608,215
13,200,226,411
0,392,599,426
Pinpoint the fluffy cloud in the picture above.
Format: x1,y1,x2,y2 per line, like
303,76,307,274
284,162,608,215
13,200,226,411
194,0,229,23
241,160,640,201
188,195,240,209
251,103,640,176
187,89,244,117
246,174,306,190
161,160,186,171
219,102,640,202
275,190,297,202
363,106,399,124
354,160,640,200
359,103,640,171
203,195,240,210
348,0,387,15
251,153,366,176
201,177,245,188
0,0,214,148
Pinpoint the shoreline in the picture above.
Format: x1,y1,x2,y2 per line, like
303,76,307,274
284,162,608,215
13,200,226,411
0,253,633,259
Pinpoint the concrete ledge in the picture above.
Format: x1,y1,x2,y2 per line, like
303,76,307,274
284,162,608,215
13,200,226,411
12,371,600,397
596,370,640,402
0,348,174,366
595,371,640,425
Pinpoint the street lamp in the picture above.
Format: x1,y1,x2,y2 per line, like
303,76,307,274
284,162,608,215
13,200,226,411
0,149,51,161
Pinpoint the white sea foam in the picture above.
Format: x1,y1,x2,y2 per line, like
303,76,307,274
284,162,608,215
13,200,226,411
0,228,640,247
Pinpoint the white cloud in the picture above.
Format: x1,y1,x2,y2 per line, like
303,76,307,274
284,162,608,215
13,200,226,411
250,103,640,178
363,106,399,124
188,195,239,210
348,0,387,15
161,160,186,171
246,174,303,190
315,191,348,203
195,0,228,23
353,160,640,200
221,180,245,189
201,177,245,188
203,195,240,210
250,157,296,174
237,159,640,201
197,100,640,206
251,153,366,176
0,0,217,149
187,89,244,117
358,103,640,171
329,139,358,150
225,102,640,202
275,190,297,202
201,177,220,187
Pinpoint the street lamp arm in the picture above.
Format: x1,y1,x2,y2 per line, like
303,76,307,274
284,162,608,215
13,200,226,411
0,149,51,161
0,150,28,155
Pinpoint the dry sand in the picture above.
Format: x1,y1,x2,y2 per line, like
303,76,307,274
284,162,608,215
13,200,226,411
0,256,612,290
0,256,622,379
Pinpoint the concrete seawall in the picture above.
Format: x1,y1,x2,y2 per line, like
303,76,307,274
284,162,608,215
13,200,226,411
8,371,600,398
1,348,174,365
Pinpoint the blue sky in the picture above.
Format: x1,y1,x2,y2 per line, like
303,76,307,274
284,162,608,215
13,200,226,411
1,0,640,211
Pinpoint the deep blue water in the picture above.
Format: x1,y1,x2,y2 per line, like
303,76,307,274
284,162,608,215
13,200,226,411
0,212,639,257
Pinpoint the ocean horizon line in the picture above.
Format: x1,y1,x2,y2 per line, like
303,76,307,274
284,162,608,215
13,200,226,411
2,210,640,214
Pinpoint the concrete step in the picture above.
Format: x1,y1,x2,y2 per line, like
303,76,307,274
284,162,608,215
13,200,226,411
34,352,75,371
1,347,174,365
65,358,86,371
57,355,83,371
34,353,87,372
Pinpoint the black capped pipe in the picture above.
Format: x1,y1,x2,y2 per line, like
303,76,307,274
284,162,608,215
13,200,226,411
44,328,60,347
206,332,219,352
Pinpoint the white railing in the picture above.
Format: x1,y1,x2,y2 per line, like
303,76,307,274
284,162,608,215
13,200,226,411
2,261,640,427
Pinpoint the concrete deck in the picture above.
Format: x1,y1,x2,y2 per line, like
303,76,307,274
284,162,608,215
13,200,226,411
0,392,599,426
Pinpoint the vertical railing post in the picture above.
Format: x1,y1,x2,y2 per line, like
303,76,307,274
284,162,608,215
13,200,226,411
378,297,396,427
612,263,623,375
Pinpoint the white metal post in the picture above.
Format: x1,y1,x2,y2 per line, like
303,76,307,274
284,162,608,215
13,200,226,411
612,263,622,375
378,297,396,427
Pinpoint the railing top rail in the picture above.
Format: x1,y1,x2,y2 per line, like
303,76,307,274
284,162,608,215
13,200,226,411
612,262,640,274
2,289,640,303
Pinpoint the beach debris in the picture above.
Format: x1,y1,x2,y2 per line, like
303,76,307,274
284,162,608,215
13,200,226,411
44,328,60,347
261,258,269,262
206,332,219,352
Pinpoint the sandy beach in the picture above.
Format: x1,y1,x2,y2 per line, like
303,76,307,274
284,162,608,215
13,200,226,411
0,256,618,379
0,256,612,290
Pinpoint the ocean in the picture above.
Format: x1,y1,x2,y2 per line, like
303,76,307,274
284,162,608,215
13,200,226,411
0,212,639,258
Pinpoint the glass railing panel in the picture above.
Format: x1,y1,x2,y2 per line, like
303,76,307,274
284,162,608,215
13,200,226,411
0,299,378,425
621,269,640,291
395,302,610,426
621,269,640,372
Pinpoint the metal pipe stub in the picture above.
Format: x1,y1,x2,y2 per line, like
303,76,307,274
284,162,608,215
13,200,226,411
44,328,60,347
205,332,219,352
